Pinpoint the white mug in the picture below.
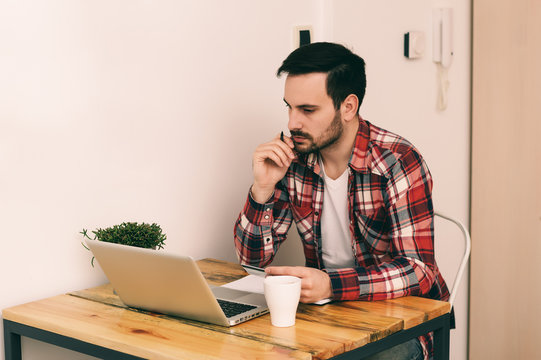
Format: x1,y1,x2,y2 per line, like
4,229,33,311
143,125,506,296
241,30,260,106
263,275,301,327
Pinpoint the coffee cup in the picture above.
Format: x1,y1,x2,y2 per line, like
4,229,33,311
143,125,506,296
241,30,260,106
263,275,301,327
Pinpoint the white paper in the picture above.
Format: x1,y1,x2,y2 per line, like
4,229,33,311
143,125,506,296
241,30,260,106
313,298,332,305
221,275,264,294
221,275,332,305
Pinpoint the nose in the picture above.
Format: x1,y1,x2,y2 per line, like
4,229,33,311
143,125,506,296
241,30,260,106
288,109,302,131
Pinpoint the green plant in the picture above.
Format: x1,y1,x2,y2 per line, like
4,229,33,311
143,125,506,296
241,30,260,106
81,222,166,266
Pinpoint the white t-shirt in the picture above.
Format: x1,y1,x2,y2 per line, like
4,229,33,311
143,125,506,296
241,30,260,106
320,161,356,269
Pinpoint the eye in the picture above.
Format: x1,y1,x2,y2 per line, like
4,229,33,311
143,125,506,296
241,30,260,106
303,108,314,114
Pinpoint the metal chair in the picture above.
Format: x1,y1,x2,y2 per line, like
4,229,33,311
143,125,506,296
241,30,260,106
434,211,471,309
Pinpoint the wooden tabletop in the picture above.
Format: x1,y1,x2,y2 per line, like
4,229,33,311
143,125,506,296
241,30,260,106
2,258,450,360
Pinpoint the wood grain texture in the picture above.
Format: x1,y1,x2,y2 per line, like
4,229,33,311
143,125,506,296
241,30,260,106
335,295,449,330
3,295,310,360
69,284,374,359
3,259,450,360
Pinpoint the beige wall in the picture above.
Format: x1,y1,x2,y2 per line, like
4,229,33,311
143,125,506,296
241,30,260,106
471,0,541,359
0,1,471,359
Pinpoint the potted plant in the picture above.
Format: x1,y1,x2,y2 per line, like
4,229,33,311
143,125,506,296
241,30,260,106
81,222,166,266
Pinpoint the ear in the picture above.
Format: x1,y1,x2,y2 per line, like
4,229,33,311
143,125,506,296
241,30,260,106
340,94,359,122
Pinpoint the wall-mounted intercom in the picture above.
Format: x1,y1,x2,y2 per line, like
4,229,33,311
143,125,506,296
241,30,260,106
433,8,453,68
433,8,453,110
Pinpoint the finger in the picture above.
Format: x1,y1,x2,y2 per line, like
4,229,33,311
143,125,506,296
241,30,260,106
280,133,296,150
264,266,290,275
255,146,292,167
263,136,295,156
275,136,296,158
270,133,295,158
257,142,292,158
261,139,295,160
254,147,288,167
265,266,305,277
299,290,316,304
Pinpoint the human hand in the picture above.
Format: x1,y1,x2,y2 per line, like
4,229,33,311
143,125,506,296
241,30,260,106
265,266,332,303
251,133,296,203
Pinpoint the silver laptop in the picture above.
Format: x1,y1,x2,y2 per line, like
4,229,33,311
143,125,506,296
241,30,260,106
84,239,268,326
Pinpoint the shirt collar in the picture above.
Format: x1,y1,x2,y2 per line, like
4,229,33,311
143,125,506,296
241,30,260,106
348,117,371,173
295,117,371,176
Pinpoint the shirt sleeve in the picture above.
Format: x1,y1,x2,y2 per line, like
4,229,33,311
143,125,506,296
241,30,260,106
233,180,294,267
326,149,439,301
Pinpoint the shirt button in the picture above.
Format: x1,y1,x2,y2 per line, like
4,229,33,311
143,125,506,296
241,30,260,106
264,215,270,220
265,208,271,212
266,238,271,243
315,211,319,216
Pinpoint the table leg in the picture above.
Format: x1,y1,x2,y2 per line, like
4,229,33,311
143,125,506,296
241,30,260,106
3,319,22,360
433,314,450,360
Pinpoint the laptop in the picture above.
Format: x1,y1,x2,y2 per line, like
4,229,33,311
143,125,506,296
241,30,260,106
84,239,268,326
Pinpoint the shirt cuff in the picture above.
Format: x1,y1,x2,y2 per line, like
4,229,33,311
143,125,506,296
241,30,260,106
326,268,362,301
243,188,275,225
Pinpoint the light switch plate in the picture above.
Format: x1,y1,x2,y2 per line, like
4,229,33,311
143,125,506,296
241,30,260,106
293,25,312,49
404,31,426,59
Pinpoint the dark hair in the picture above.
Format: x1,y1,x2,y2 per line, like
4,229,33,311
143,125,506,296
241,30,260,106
276,42,366,112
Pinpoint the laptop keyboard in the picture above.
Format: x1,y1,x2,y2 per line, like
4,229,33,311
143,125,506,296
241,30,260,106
217,299,256,318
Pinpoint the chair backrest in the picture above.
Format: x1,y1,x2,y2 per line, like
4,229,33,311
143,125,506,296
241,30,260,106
434,211,471,309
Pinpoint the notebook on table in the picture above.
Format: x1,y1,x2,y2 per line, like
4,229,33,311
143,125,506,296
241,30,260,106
84,239,268,326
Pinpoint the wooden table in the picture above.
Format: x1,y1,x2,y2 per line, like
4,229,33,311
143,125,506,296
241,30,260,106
3,259,451,359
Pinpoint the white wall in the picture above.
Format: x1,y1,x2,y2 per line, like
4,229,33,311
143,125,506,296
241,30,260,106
0,1,470,359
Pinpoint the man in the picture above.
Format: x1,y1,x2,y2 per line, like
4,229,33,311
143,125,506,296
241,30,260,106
234,42,449,360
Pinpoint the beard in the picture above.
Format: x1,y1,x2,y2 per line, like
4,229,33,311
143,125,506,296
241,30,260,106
290,111,343,154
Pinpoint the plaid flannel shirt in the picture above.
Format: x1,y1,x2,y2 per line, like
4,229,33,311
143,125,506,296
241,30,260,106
234,118,449,359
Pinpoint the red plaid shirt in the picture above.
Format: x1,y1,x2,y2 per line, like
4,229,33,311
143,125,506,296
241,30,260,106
234,118,449,359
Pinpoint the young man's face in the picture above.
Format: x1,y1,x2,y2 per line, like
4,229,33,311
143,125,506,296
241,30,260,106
284,73,343,154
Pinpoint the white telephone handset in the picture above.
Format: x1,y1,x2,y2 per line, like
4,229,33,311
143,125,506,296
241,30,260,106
433,8,453,110
433,8,453,68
